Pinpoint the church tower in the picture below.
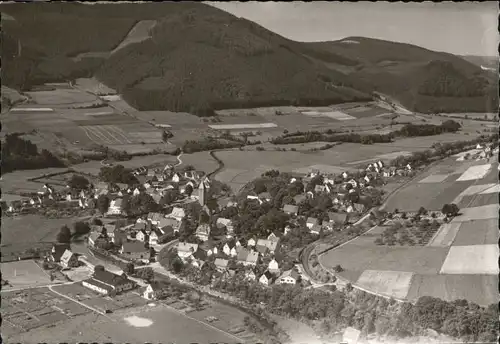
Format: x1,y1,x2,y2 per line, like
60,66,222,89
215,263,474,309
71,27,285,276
198,178,209,206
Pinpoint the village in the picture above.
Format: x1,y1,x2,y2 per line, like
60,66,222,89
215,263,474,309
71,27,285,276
3,151,426,301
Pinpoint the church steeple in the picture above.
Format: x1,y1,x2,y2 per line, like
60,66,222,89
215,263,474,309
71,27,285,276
198,177,209,206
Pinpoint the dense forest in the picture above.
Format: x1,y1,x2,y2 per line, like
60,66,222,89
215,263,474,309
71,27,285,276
1,134,65,173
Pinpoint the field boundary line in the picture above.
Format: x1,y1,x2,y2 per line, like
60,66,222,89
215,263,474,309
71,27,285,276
99,125,124,144
91,126,115,145
107,125,133,143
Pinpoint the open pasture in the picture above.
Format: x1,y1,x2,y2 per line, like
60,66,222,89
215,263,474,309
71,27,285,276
25,89,97,106
1,260,52,289
2,215,76,246
457,192,498,208
451,182,497,204
452,219,499,246
74,78,117,96
383,180,472,211
320,244,449,275
406,274,498,306
136,110,205,128
293,164,348,175
456,163,492,181
355,270,414,299
452,204,498,222
439,244,499,275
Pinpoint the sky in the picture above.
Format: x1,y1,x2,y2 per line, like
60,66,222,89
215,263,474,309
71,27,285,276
207,1,499,57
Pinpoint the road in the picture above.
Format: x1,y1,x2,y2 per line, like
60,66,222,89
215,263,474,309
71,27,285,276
174,152,183,167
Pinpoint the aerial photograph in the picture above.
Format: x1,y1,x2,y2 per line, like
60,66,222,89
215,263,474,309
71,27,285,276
1,1,498,344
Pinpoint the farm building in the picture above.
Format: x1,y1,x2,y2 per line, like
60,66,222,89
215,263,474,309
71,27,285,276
259,271,276,286
82,267,134,296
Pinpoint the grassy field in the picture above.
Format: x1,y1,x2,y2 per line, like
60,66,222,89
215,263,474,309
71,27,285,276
452,219,498,246
406,274,498,306
320,244,449,275
439,244,499,275
2,215,76,245
355,270,414,299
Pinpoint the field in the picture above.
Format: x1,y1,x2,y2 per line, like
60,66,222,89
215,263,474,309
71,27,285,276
213,143,431,192
355,270,414,299
2,215,77,246
452,219,498,246
384,158,497,211
406,274,498,306
319,154,499,304
439,244,499,274
320,244,449,275
8,301,242,344
4,82,171,155
1,261,52,290
1,287,92,338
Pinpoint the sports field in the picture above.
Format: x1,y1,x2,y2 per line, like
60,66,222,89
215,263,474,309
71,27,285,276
1,261,52,289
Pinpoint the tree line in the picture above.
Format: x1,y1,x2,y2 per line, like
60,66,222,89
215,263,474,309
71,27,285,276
1,133,65,173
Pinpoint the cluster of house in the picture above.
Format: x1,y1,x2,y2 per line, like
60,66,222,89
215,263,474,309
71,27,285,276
174,228,304,287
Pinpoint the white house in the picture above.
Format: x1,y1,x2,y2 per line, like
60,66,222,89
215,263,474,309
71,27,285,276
347,179,358,188
60,249,78,268
406,163,412,171
268,258,280,273
143,281,167,300
216,218,234,234
364,175,370,183
133,188,141,196
276,269,300,285
259,271,275,286
168,207,186,222
107,198,123,215
171,173,181,183
195,224,211,242
176,243,199,260
342,171,349,179
306,217,319,229
247,237,257,247
214,258,229,272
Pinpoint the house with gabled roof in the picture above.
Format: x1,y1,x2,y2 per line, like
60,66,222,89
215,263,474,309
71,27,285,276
259,271,276,286
50,243,71,263
120,242,149,261
60,249,79,268
136,229,149,242
256,239,279,254
168,207,185,222
82,267,134,296
283,204,299,216
255,244,269,255
214,258,229,272
147,212,164,225
143,281,168,300
177,242,199,260
306,217,319,229
276,269,300,285
107,198,123,215
216,218,234,234
328,212,348,226
245,269,256,281
195,223,211,242
88,232,105,247
268,258,280,274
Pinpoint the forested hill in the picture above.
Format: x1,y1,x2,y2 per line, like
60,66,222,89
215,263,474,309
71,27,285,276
1,2,497,113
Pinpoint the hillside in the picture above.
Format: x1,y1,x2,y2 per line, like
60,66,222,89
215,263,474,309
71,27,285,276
461,55,498,71
1,3,497,113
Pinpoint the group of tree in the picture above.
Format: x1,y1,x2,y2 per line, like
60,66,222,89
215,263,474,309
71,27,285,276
67,174,90,190
98,165,138,185
182,138,243,154
2,133,65,173
270,130,393,146
441,203,460,217
395,120,461,137
121,193,160,217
